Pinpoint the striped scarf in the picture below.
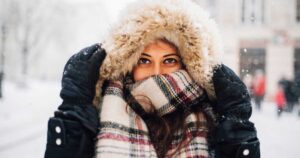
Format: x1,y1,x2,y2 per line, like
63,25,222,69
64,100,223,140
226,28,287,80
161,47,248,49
96,70,209,158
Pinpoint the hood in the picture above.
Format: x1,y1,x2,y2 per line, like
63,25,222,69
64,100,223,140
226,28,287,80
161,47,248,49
94,0,223,106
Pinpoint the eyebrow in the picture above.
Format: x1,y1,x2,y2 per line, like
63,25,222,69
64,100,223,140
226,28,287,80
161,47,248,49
141,53,151,57
141,53,179,58
163,53,180,58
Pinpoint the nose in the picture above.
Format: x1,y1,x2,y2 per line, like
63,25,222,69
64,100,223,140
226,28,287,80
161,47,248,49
153,63,162,75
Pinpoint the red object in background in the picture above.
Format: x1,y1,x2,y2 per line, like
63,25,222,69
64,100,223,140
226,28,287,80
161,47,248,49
275,88,286,108
253,76,266,96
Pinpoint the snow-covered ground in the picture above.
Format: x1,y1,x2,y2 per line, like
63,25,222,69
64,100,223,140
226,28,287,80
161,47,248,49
0,80,299,158
0,80,61,158
250,102,300,158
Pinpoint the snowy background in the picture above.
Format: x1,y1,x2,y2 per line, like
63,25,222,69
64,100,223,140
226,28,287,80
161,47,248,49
0,0,300,158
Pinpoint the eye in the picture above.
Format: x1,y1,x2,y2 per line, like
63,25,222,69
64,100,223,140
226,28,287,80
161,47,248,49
163,58,178,64
138,58,151,65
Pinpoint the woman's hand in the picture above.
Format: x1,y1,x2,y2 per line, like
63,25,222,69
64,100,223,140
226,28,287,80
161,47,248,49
60,43,106,104
57,43,106,134
212,64,251,118
211,64,260,158
45,44,106,158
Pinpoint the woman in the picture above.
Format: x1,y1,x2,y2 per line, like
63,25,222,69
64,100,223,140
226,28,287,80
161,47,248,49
45,0,260,158
96,38,214,158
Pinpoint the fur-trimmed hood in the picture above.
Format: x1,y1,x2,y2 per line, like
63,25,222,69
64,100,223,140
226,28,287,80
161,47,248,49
94,0,223,106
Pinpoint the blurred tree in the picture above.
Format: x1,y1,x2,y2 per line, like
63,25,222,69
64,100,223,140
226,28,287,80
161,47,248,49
10,0,48,87
0,0,10,98
0,25,6,98
0,0,57,90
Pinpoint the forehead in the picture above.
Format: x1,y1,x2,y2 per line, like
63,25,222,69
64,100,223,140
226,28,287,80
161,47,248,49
143,39,178,55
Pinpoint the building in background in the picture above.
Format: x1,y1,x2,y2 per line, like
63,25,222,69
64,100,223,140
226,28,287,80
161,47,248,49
194,0,300,100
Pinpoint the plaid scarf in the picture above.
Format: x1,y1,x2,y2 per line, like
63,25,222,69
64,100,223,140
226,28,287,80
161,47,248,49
96,70,209,158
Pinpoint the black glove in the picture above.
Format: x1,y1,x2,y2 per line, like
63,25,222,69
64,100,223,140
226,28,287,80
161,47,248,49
211,64,260,158
60,43,106,104
212,64,251,118
57,43,106,133
45,44,106,158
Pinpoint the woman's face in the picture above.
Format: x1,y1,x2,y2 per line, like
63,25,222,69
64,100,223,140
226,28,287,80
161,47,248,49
133,39,182,81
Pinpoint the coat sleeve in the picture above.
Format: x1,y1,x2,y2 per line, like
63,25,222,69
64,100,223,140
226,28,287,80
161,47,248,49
44,104,99,158
212,102,260,158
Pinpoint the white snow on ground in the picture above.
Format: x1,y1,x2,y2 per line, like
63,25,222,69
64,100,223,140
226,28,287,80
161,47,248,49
0,80,61,158
0,80,299,158
251,102,300,158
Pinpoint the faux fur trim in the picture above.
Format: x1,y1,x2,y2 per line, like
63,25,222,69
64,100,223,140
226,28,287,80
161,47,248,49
94,0,223,106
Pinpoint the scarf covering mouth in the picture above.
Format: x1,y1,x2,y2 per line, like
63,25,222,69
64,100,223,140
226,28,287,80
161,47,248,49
126,70,207,116
96,70,209,158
